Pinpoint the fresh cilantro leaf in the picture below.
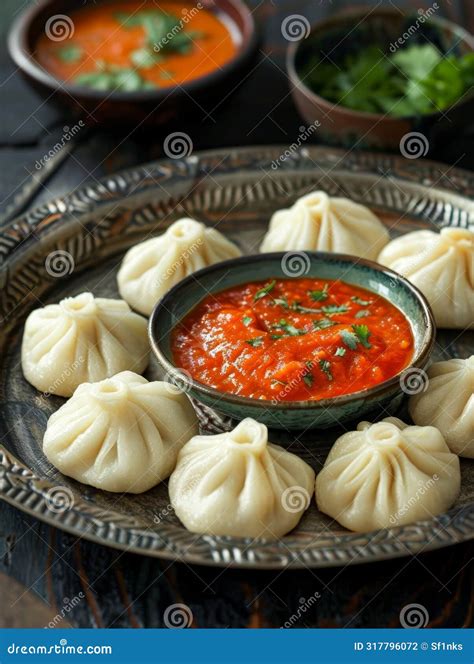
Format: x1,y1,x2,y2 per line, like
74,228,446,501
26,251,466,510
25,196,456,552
242,316,252,327
309,284,329,301
254,280,276,301
272,319,306,336
246,337,264,347
355,309,370,318
340,329,359,350
56,44,82,63
319,359,333,381
351,296,373,306
334,346,346,357
130,47,163,68
322,304,349,314
391,44,442,81
273,297,289,310
313,318,336,330
292,303,323,314
353,324,372,348
303,373,314,387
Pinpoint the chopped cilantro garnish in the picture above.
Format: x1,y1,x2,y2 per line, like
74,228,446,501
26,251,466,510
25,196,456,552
271,319,307,337
319,359,333,381
313,318,336,330
351,296,373,306
242,316,252,327
273,297,289,310
355,309,370,318
340,325,372,350
254,280,276,301
334,346,346,357
56,44,83,63
309,284,329,301
246,337,264,347
340,329,359,350
303,373,314,387
353,324,372,348
322,304,349,314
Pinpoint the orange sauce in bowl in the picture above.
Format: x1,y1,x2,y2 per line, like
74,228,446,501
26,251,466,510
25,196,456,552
172,278,414,402
35,1,237,89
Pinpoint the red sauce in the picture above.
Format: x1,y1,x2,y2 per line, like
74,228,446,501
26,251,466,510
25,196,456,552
36,1,237,89
172,278,414,402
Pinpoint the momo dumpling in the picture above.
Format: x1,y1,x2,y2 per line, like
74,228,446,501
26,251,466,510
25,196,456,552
169,418,315,539
43,371,199,493
22,292,149,397
315,417,460,532
117,218,241,315
409,357,474,458
378,228,474,329
260,191,389,259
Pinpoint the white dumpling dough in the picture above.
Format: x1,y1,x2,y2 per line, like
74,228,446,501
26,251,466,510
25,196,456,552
378,228,474,329
43,371,199,493
169,418,315,539
21,292,149,397
409,356,474,458
315,417,460,532
117,217,241,315
260,190,389,259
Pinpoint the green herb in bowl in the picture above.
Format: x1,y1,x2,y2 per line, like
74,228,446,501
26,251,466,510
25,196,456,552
300,43,474,117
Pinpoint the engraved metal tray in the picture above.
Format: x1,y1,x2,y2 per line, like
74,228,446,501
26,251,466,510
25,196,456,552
1,146,473,569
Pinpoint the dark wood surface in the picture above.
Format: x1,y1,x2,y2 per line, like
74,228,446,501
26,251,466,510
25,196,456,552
0,0,473,628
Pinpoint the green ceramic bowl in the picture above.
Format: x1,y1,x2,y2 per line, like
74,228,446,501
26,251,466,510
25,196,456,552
148,252,435,430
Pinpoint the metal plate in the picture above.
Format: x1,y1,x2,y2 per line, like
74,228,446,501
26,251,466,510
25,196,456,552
1,145,474,569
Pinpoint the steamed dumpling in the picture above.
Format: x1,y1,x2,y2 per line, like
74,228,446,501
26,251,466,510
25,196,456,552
169,418,315,539
117,218,241,315
409,356,474,458
260,191,389,259
22,292,149,397
43,371,199,493
378,228,474,329
316,417,460,532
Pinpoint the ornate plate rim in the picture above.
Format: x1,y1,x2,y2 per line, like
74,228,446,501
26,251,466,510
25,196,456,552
1,145,474,569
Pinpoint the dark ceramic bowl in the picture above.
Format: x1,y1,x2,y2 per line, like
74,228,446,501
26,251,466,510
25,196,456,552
149,252,435,430
8,0,257,127
287,8,474,152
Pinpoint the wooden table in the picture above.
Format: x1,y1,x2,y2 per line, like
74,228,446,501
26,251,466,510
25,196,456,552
0,0,473,628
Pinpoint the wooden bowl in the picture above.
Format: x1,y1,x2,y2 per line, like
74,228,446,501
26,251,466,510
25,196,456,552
287,8,474,152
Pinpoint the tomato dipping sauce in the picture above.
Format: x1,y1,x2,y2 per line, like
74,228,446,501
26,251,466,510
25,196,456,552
172,278,414,402
36,2,237,90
